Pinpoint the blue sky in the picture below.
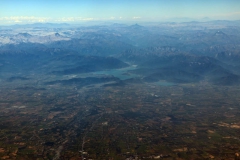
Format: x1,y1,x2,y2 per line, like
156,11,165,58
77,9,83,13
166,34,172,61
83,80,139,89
1,0,240,24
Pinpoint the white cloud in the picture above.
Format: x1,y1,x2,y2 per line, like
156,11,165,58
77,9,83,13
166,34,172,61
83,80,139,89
14,20,22,23
0,16,50,23
55,17,94,22
0,16,96,24
81,18,94,21
56,17,75,22
133,16,141,19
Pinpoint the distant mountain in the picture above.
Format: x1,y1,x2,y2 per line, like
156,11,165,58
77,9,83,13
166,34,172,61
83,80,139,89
1,21,240,86
0,33,70,45
213,30,227,36
16,33,32,38
116,46,183,63
47,37,133,56
215,52,240,65
129,24,145,30
125,54,240,85
0,48,129,79
50,55,129,75
9,23,70,28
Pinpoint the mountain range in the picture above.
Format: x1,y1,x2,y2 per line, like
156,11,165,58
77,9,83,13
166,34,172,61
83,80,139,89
1,20,240,87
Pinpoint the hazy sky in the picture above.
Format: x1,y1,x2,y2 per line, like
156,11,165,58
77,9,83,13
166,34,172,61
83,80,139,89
1,0,240,24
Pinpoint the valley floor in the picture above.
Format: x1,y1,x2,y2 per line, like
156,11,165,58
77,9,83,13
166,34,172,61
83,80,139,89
0,81,239,159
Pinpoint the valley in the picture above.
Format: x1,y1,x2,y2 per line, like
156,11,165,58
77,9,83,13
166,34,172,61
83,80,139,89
0,21,240,159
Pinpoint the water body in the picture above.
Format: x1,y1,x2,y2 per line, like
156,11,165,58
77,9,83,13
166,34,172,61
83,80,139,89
92,65,139,80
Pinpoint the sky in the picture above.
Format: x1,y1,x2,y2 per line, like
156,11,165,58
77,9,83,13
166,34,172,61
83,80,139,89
1,0,240,24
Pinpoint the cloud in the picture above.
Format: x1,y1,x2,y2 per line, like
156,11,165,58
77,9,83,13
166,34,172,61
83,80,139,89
133,16,141,19
55,17,95,22
14,20,22,23
0,16,50,23
56,17,75,22
0,16,147,24
81,18,94,21
0,16,96,24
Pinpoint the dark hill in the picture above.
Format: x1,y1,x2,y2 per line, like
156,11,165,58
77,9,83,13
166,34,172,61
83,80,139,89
0,48,129,77
50,55,129,75
127,54,240,85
